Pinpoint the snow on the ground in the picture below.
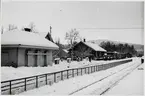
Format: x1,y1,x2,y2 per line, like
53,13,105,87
104,63,144,95
72,57,142,95
20,57,141,95
1,59,101,81
1,58,132,81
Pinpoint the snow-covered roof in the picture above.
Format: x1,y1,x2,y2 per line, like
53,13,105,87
1,29,59,50
83,42,106,52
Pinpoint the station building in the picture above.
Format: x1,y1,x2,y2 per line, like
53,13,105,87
68,40,107,60
1,29,59,67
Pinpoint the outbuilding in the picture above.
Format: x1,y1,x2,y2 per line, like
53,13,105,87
1,29,59,67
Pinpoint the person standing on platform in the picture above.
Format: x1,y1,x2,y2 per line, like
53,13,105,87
89,55,92,62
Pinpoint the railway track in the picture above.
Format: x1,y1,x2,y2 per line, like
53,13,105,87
99,63,142,95
69,62,141,95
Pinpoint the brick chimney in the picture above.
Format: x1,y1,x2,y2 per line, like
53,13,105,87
83,38,86,42
24,28,32,32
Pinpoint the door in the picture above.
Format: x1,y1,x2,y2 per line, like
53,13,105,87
1,52,9,66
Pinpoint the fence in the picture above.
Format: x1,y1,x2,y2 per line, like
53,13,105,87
1,59,132,95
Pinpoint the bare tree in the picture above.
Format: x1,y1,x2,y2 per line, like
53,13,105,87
29,22,35,31
65,28,80,45
8,24,17,31
28,22,38,33
55,37,60,44
65,28,80,60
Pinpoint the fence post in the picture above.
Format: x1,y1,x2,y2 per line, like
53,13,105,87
54,73,56,83
67,70,69,79
61,71,63,80
77,69,79,76
24,78,27,91
36,76,38,88
91,66,93,73
72,69,74,77
88,67,90,74
99,65,100,71
45,74,47,85
95,66,97,71
81,68,82,75
9,81,12,94
99,65,101,71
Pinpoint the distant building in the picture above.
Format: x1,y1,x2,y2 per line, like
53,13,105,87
52,43,68,59
68,41,107,60
1,29,59,67
59,49,68,59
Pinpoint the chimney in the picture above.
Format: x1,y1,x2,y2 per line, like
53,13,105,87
24,28,32,32
83,38,86,42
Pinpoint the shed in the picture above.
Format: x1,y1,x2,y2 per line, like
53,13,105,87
1,29,59,67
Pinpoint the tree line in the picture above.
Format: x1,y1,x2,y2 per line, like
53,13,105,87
100,41,137,56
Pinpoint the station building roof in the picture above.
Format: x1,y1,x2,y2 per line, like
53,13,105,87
1,29,59,50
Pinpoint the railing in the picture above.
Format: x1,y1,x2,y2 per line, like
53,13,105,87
1,59,132,95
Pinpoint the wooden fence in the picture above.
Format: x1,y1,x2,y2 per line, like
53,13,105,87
1,59,132,95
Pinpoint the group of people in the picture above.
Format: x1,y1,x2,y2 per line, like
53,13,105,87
76,56,92,62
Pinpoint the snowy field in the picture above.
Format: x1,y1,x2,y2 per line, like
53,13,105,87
1,58,132,81
20,57,142,95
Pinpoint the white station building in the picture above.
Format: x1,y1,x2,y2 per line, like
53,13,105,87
1,29,59,67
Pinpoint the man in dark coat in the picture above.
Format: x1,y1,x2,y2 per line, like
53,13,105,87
89,55,92,62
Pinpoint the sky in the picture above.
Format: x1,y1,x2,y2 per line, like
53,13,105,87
1,1,144,44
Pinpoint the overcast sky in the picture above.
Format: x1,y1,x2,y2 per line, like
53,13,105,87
2,1,144,44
